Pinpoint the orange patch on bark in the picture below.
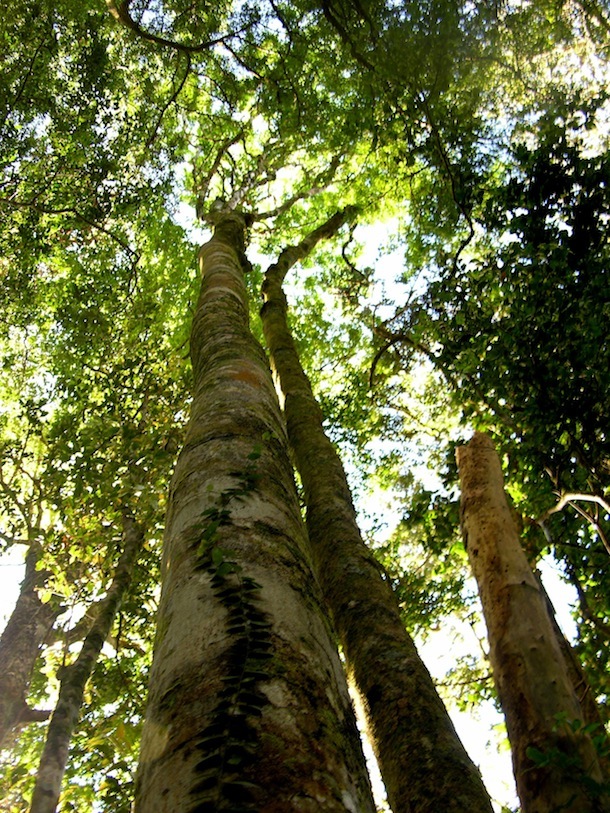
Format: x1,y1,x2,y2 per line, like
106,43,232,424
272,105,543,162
229,365,264,388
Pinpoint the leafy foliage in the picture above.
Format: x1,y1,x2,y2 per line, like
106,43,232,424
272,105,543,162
379,87,610,715
1,0,609,809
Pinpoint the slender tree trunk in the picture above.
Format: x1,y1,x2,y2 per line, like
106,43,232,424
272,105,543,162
457,432,608,813
134,211,375,813
534,569,607,736
0,541,58,749
29,511,143,813
516,513,605,732
260,210,494,813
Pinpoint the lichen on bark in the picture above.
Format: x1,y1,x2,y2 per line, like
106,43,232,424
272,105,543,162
134,211,375,813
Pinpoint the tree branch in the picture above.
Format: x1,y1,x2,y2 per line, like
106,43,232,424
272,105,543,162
194,130,244,218
145,52,192,148
262,205,359,292
253,155,342,221
535,493,610,556
106,0,244,53
30,510,144,813
320,0,375,71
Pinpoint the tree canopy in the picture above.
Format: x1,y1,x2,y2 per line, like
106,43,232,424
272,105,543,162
1,1,609,811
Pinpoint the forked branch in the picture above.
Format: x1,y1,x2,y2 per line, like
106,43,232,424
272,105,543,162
535,493,610,556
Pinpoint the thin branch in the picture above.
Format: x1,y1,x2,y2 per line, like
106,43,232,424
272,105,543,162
340,225,369,282
0,531,31,546
145,52,192,148
575,0,610,34
368,336,402,389
417,93,476,273
0,195,140,268
268,0,299,41
435,672,494,690
369,325,455,391
0,471,31,532
226,147,271,211
320,0,375,71
537,492,610,522
106,0,244,54
221,41,268,82
535,493,610,556
194,130,244,217
253,155,342,222
4,37,48,125
568,501,610,557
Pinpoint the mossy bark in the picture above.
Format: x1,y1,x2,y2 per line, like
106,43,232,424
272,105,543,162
134,212,375,813
29,511,143,813
260,210,493,813
0,542,58,749
457,432,608,813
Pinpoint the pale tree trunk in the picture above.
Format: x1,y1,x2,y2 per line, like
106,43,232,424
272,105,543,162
0,541,59,748
260,210,494,813
134,212,375,813
29,511,143,813
457,432,608,813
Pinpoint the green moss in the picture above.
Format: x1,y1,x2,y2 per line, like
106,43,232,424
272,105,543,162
152,613,171,652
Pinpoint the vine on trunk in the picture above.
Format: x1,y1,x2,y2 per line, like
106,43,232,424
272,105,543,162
188,442,273,813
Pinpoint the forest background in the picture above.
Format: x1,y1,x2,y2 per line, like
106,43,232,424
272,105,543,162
0,0,609,811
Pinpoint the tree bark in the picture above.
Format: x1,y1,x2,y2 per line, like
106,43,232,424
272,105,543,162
457,432,608,813
260,210,494,813
134,212,375,813
0,541,59,749
29,511,143,813
534,569,607,736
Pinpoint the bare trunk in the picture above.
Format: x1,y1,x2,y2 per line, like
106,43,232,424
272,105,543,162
260,210,494,813
534,570,607,737
0,541,58,748
29,511,143,813
457,432,608,813
134,212,375,813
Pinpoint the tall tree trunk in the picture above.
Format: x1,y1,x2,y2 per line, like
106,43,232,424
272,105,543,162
0,541,58,749
134,212,375,813
534,569,607,736
260,210,494,813
29,510,143,813
516,512,605,732
457,432,608,813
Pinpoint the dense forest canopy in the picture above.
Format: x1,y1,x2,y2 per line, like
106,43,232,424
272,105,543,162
1,1,609,811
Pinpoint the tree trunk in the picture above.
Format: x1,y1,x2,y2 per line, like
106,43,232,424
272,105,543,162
29,510,143,813
0,541,59,749
260,210,494,813
457,432,608,813
534,569,607,736
134,212,376,813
